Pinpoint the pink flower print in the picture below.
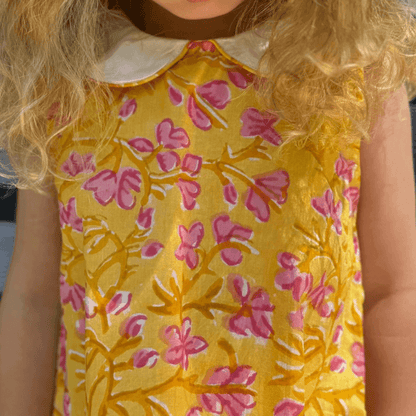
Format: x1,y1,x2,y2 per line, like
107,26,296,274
240,107,282,146
288,306,305,330
106,291,132,315
187,95,212,131
63,392,71,416
169,84,184,106
223,180,238,207
307,271,335,318
119,314,148,339
137,206,155,229
60,275,85,312
132,348,160,369
354,270,362,284
199,365,257,416
128,137,155,153
228,70,255,90
196,80,231,110
176,178,201,210
354,235,360,257
181,153,203,176
275,267,313,302
141,240,164,259
156,118,190,149
188,41,216,52
119,98,137,121
332,325,343,345
186,407,204,416
47,101,72,128
330,356,347,373
160,317,209,371
59,197,83,232
60,151,95,177
343,186,360,217
81,166,142,210
275,252,313,302
212,214,253,266
244,169,290,223
335,153,357,183
58,321,67,374
351,342,366,382
311,189,343,235
175,222,204,269
224,274,275,339
157,151,181,172
273,398,304,416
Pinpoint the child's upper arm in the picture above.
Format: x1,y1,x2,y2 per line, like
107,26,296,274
358,83,416,311
4,177,62,308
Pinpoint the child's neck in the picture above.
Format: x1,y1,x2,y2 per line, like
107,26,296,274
118,0,253,40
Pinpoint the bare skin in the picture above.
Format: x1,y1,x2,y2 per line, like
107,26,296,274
150,0,246,20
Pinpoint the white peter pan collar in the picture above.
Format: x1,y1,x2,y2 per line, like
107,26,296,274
89,19,274,86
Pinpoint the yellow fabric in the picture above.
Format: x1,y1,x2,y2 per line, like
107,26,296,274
50,40,366,415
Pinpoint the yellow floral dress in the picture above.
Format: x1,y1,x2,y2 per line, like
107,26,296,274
49,21,366,416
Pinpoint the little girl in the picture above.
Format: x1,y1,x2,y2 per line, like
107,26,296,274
0,0,416,415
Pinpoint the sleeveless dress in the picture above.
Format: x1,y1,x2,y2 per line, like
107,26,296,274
48,6,366,415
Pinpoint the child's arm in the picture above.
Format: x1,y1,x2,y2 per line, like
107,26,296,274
358,83,416,414
0,181,62,415
0,295,61,416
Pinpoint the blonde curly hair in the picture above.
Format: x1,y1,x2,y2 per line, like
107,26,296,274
1,0,416,197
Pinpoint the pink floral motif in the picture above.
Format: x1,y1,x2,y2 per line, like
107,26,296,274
47,101,72,128
351,342,366,383
311,189,343,235
119,314,148,339
141,240,164,259
330,355,347,373
81,167,142,210
335,153,357,183
128,137,155,153
119,98,137,121
273,398,304,415
187,95,212,131
175,221,204,269
137,206,155,229
186,407,204,416
224,274,275,339
240,107,282,146
59,197,83,232
244,169,290,222
132,348,160,369
63,392,71,416
198,365,257,415
274,252,313,302
188,41,216,52
160,317,208,371
176,178,201,210
60,151,95,178
212,214,253,266
228,70,255,90
343,186,360,217
60,274,85,312
196,80,231,110
307,271,336,318
288,306,306,330
181,153,203,176
223,180,238,207
156,118,190,149
169,84,184,106
106,291,132,315
157,151,181,172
